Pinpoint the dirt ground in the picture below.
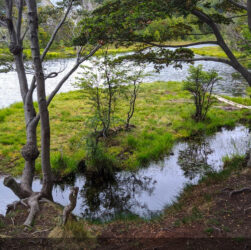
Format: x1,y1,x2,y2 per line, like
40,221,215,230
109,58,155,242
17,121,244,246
0,165,250,249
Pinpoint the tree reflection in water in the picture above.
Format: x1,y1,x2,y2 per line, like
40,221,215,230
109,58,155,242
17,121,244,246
79,171,155,220
178,140,214,180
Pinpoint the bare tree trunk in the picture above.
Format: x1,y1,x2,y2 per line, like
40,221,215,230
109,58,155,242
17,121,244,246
247,0,251,32
126,81,139,129
2,0,100,203
3,1,39,198
25,0,53,200
192,9,251,86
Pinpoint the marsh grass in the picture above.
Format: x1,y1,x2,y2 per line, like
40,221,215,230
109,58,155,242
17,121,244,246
191,46,242,59
0,81,250,176
0,45,137,61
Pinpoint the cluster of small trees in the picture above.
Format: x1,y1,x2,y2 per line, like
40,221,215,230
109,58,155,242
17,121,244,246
75,48,145,172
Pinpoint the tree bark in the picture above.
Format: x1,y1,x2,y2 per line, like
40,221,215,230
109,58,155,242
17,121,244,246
192,9,251,86
23,193,41,227
248,0,251,32
62,187,79,225
25,0,53,200
4,1,38,198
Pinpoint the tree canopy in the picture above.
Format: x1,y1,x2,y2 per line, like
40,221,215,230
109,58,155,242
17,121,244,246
75,0,251,85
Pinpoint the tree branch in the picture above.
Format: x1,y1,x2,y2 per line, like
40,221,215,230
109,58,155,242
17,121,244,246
174,56,234,67
0,19,7,27
41,0,74,61
32,44,102,124
227,0,247,11
140,41,218,49
25,0,74,106
46,44,102,107
21,27,28,42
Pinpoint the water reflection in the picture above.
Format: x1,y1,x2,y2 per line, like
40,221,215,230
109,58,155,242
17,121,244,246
178,141,213,180
0,126,250,219
79,173,155,220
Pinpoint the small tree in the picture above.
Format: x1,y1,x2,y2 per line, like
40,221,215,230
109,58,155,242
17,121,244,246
76,49,145,136
76,50,124,138
75,50,145,174
184,65,220,122
124,67,144,130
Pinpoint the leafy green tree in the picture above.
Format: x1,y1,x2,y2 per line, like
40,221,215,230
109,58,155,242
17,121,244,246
184,65,220,121
75,0,251,86
75,48,145,137
0,0,101,226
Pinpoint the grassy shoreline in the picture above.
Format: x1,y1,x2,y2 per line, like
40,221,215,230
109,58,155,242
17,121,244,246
0,154,250,245
0,80,250,177
0,45,138,61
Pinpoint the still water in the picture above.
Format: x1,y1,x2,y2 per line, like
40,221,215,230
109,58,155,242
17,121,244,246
0,126,250,220
0,45,248,109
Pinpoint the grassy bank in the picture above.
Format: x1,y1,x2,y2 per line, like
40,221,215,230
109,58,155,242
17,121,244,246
0,45,137,61
191,46,243,59
1,155,250,248
0,81,250,177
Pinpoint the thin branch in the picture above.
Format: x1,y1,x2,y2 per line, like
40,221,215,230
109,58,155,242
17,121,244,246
228,14,248,19
186,32,213,36
21,27,29,42
46,44,102,106
174,57,233,67
25,0,74,106
0,20,7,27
32,44,102,124
227,0,247,11
41,0,74,61
140,41,218,49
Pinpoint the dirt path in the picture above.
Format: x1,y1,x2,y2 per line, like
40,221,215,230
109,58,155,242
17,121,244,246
213,94,251,109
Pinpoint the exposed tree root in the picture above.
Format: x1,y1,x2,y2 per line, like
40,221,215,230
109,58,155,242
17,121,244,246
5,188,79,228
244,207,251,214
221,187,234,193
6,198,29,214
229,187,251,198
4,176,32,199
23,193,42,227
62,187,79,225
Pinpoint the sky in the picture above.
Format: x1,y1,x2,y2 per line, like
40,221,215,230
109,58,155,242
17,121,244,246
50,0,57,5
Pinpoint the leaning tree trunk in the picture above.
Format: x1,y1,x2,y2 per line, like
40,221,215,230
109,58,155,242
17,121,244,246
25,0,53,200
248,0,251,32
3,3,39,198
192,9,251,86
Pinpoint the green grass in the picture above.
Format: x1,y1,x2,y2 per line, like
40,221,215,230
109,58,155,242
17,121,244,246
221,95,251,106
0,45,137,61
0,81,250,176
191,46,242,59
200,155,246,185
